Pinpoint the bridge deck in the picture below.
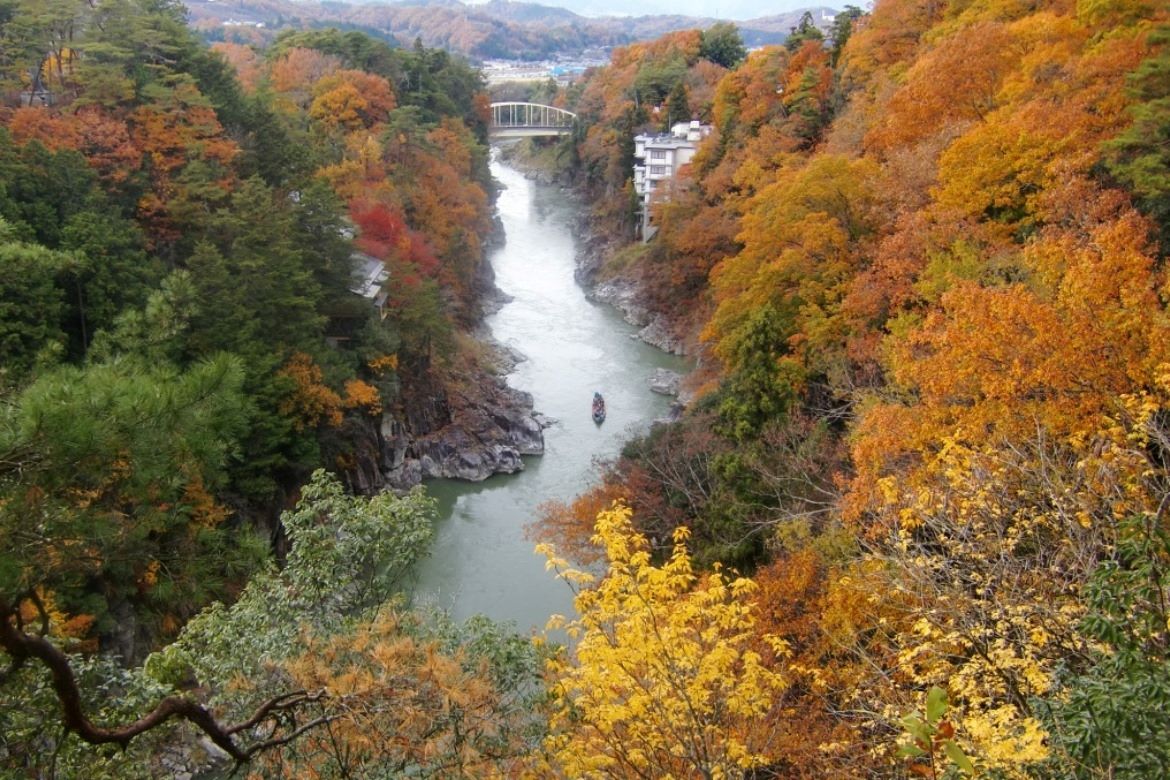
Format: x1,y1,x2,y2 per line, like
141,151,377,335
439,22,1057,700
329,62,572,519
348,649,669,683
489,102,576,138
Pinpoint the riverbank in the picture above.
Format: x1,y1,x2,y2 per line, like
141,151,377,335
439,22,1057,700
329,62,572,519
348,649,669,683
499,140,695,359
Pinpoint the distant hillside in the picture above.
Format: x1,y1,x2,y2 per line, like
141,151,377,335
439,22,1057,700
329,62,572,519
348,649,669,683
186,0,838,59
476,0,583,26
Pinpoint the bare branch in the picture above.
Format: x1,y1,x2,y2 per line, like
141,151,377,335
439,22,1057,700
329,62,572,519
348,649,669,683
226,690,325,736
27,589,51,638
243,715,337,757
0,599,332,764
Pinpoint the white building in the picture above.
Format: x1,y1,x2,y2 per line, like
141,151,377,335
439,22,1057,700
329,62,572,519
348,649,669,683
350,253,391,320
633,119,712,240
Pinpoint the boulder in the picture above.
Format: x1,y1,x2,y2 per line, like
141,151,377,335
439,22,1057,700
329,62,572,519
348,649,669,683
588,276,649,326
648,368,683,396
637,316,686,355
385,459,423,491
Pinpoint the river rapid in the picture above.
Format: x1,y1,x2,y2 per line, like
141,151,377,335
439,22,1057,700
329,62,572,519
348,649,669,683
410,159,688,633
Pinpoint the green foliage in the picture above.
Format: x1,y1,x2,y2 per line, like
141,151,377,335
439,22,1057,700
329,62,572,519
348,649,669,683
87,270,198,365
90,0,193,94
784,63,833,144
0,647,173,778
664,79,691,127
1105,26,1170,250
634,54,688,108
148,469,435,700
291,178,355,301
898,686,976,777
0,131,162,359
0,131,101,247
59,208,159,352
829,5,864,66
0,355,251,630
699,22,747,69
270,27,401,82
388,276,453,364
0,228,71,379
183,178,324,359
785,11,825,52
716,303,801,441
1038,516,1170,778
238,92,316,186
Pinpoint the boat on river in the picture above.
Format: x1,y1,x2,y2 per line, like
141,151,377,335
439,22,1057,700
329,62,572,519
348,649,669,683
592,392,606,424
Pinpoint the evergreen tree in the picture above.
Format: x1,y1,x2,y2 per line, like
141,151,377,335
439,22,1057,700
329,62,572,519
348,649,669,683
0,222,70,379
699,21,747,69
785,11,824,52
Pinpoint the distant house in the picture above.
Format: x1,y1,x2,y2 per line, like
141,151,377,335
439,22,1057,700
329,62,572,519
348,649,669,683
632,119,712,241
349,253,390,319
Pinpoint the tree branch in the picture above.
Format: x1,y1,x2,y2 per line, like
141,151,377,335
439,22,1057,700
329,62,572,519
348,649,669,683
0,599,331,763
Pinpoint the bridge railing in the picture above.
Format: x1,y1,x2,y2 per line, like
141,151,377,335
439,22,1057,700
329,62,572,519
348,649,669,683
490,101,577,129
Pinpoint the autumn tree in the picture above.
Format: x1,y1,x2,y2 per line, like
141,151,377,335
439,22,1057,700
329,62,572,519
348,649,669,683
147,470,545,778
538,503,788,778
211,42,261,92
1,466,538,776
309,68,397,132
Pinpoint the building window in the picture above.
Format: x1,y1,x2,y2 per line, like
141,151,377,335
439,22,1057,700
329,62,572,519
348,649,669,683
650,165,666,175
650,150,666,160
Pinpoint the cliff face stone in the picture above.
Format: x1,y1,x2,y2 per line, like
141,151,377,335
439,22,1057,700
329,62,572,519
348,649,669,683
370,368,544,491
587,275,687,356
648,368,682,396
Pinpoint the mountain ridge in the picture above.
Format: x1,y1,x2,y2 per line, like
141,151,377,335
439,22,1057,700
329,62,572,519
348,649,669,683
188,0,839,59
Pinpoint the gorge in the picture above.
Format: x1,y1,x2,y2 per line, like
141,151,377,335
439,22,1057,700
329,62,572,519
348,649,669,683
412,158,689,631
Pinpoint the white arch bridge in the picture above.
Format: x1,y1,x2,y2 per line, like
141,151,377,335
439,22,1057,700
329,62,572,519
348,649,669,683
489,102,576,138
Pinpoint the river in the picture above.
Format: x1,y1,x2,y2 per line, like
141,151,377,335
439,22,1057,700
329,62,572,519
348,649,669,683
410,160,688,634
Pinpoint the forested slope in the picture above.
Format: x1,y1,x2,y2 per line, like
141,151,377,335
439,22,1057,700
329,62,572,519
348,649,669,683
0,2,547,775
4,0,1170,775
528,0,1170,776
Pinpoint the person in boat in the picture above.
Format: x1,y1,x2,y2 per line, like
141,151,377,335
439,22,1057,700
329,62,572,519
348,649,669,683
592,392,605,421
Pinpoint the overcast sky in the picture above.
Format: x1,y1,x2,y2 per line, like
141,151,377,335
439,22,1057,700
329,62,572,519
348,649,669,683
462,0,837,21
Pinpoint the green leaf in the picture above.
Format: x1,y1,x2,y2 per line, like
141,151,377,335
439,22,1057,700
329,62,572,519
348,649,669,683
926,685,949,724
943,739,975,774
898,741,927,758
902,714,933,744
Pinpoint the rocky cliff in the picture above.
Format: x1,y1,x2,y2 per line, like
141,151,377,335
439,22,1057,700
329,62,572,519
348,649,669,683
384,368,545,489
339,363,545,495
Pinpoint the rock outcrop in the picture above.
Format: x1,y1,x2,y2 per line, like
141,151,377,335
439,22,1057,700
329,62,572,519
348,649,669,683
588,276,688,356
648,368,683,396
378,370,544,491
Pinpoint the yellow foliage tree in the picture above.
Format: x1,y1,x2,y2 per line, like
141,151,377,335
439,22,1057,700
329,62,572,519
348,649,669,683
342,378,381,416
863,373,1170,775
538,504,787,779
309,69,397,132
277,352,343,431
